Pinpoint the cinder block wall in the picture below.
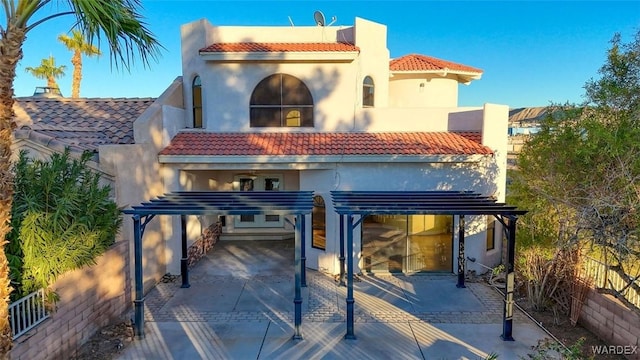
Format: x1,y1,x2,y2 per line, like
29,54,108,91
579,289,640,360
10,240,131,360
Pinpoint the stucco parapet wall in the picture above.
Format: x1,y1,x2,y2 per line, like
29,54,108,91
133,77,184,147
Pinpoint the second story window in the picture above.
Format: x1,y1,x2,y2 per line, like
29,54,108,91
250,74,314,127
363,76,374,107
192,76,203,128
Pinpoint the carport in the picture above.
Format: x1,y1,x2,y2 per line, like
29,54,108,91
330,191,527,341
122,191,314,340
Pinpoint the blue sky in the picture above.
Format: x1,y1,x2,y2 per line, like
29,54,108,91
12,1,640,108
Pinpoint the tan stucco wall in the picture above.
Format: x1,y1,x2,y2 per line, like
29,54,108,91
99,79,187,293
389,76,459,108
100,143,165,293
179,17,486,135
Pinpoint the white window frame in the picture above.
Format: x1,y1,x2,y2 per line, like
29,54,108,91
233,174,284,228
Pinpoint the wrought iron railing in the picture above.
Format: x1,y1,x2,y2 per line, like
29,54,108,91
9,288,50,339
581,256,640,309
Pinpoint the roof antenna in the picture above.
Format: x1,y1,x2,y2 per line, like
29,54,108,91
313,10,325,26
327,15,337,26
288,16,295,27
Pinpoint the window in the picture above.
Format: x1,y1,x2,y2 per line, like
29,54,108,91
233,174,283,228
250,74,313,127
486,217,496,251
192,76,203,128
363,76,374,107
239,178,255,222
312,195,326,250
285,109,301,127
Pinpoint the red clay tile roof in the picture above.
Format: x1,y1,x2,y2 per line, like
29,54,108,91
13,97,155,152
200,42,360,53
159,132,490,157
390,54,482,73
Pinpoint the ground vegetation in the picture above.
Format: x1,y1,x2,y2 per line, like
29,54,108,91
0,1,161,355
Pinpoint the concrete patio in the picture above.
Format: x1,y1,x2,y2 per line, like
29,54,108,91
118,240,552,359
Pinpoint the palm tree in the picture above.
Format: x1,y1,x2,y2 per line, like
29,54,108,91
58,30,101,98
24,55,67,90
0,1,161,356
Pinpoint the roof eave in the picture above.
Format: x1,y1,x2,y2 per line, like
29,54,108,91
390,70,483,81
158,153,489,164
199,51,359,62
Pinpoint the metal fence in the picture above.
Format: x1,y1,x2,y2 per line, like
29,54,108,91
581,256,640,310
9,288,50,340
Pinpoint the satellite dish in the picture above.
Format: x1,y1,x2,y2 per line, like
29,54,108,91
314,10,326,26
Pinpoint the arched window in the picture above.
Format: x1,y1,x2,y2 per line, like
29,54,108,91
250,74,314,127
363,76,374,107
312,195,326,250
192,76,203,128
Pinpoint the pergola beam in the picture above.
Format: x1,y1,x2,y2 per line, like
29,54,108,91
123,191,314,340
330,191,527,342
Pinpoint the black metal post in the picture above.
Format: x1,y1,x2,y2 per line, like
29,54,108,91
345,214,356,340
293,214,303,340
501,216,518,341
180,215,190,288
133,215,145,339
301,214,307,288
456,215,466,288
339,214,345,286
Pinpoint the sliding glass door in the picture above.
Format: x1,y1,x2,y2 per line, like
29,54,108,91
362,214,453,273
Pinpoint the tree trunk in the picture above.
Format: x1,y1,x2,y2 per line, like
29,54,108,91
71,51,81,98
0,24,27,358
46,76,56,89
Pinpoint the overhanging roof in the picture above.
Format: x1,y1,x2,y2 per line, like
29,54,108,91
123,191,314,216
158,132,491,157
331,191,527,216
199,42,360,62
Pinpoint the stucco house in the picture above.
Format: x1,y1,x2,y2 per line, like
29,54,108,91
14,16,509,292
156,16,509,280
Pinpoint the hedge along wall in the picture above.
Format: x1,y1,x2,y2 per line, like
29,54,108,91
579,289,640,360
10,240,131,360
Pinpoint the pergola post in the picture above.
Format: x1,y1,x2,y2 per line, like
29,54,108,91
123,191,315,343
345,214,356,340
132,215,145,339
501,216,518,341
339,214,346,287
301,214,307,288
456,215,466,288
180,215,190,288
293,214,303,340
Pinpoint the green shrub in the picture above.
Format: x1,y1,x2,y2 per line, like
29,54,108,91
7,149,122,300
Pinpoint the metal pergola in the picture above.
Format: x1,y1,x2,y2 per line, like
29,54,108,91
122,191,314,339
330,191,528,341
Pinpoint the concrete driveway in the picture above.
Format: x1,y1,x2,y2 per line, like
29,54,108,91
118,240,551,359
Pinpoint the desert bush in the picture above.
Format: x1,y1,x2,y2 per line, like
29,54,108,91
7,150,121,301
517,246,580,312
